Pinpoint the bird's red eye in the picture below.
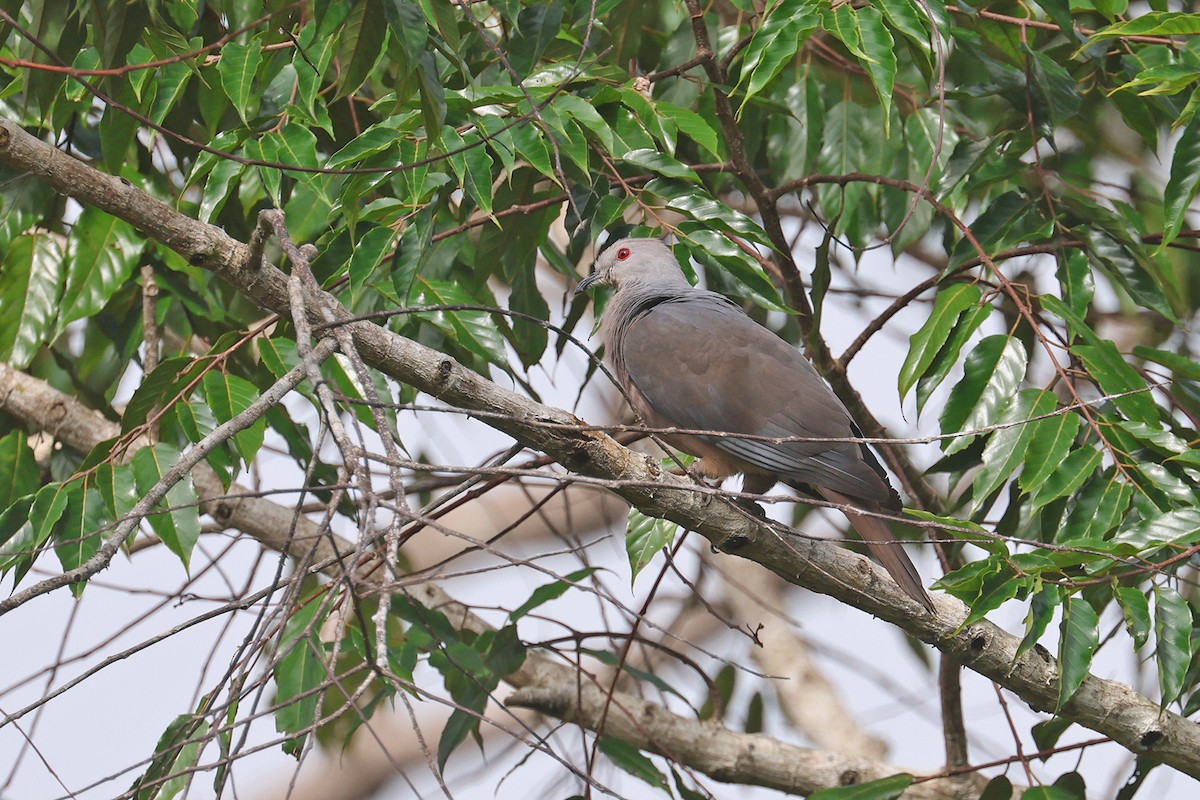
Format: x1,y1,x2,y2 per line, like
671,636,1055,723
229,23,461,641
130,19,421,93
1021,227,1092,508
616,247,631,260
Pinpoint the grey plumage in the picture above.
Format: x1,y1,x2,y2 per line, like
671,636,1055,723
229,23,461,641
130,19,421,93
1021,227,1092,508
577,237,933,612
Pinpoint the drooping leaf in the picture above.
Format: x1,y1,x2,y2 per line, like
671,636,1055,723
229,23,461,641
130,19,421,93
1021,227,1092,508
1057,595,1100,709
939,335,1028,454
131,443,201,569
1161,116,1200,249
898,282,982,399
217,37,263,124
1153,584,1193,707
626,508,677,582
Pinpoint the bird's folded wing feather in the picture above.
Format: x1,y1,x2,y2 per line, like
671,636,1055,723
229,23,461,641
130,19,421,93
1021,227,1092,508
620,295,896,507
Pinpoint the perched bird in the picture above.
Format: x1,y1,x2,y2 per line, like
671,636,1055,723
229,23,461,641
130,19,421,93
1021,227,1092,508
576,237,933,611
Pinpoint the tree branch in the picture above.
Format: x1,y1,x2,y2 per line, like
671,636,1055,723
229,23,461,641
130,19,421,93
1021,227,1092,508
1,116,1198,778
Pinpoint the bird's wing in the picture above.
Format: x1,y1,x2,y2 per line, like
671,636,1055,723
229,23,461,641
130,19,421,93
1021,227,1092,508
620,294,897,507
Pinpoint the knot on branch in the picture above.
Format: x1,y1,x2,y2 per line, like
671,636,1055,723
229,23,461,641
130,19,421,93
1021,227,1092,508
505,686,574,719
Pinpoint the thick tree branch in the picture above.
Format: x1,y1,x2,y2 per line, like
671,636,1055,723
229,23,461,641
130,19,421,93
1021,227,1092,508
0,364,978,798
1,117,1198,778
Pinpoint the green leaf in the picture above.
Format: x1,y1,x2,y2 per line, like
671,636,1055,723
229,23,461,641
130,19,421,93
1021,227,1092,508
655,101,720,159
554,94,616,153
348,224,395,303
273,599,327,755
808,774,914,799
0,232,66,369
510,567,599,621
856,6,897,133
95,462,138,521
899,283,982,399
217,38,263,124
326,122,402,168
508,265,550,367
122,356,206,434
676,223,788,312
736,0,817,114
939,336,1028,454
0,482,72,583
1072,342,1158,424
198,156,245,223
1019,410,1081,494
1153,584,1193,706
411,278,508,367
971,389,1055,512
619,148,701,183
1161,116,1200,249
915,303,991,416
0,431,39,510
1017,585,1060,660
1086,12,1200,44
597,736,669,791
59,207,139,334
1108,506,1200,551
1078,227,1174,322
132,443,201,569
133,714,204,800
1115,587,1151,650
336,0,387,98
979,775,1014,800
646,180,771,247
52,484,106,596
201,371,267,467
1028,447,1103,511
1057,595,1099,709
1021,786,1085,800
626,508,677,582
507,2,563,74
442,127,495,216
1112,64,1200,97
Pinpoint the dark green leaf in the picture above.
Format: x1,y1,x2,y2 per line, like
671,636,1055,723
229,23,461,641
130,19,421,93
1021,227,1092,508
1028,447,1103,511
971,389,1055,511
1020,410,1081,494
348,224,396,304
1073,342,1158,424
217,38,263,124
1017,585,1060,660
274,599,327,755
1116,587,1151,650
411,278,508,367
510,567,599,621
336,0,387,98
133,714,204,800
1162,116,1200,249
939,335,1027,454
0,232,65,369
597,737,669,791
620,148,700,183
898,282,982,399
52,484,106,596
1057,595,1099,708
0,431,38,510
59,208,139,334
1153,584,1192,706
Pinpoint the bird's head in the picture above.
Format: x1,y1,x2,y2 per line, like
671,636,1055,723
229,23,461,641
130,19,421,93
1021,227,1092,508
575,237,690,294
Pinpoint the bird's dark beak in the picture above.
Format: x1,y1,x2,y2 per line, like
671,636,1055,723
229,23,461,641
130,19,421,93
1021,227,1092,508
575,271,600,295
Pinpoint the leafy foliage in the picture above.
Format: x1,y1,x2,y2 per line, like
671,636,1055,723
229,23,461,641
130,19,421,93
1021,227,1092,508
2,0,1200,795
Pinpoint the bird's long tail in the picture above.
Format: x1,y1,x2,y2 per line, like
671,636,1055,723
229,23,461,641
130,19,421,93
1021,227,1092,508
819,488,934,612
